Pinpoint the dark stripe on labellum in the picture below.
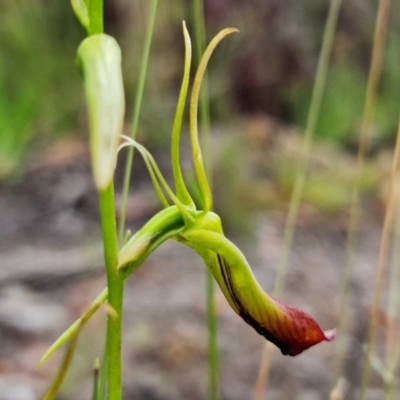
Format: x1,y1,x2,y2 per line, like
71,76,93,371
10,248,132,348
216,254,292,355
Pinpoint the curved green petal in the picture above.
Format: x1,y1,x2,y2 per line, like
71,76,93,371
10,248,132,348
171,22,196,209
189,28,238,213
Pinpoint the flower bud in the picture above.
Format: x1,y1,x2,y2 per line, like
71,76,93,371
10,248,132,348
77,34,125,190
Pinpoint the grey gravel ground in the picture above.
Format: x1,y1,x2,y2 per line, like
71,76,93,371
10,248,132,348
0,136,395,400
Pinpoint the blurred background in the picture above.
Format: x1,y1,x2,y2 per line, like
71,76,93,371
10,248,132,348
0,0,399,399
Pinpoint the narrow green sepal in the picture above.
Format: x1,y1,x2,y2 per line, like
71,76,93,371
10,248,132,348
171,22,196,209
189,28,239,213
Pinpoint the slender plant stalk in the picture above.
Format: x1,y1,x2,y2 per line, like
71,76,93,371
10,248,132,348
192,1,219,399
45,2,124,397
384,194,400,400
329,378,348,400
42,327,81,400
253,342,274,399
360,115,400,400
118,0,159,245
206,268,219,400
254,0,343,397
99,183,123,400
92,358,100,400
352,0,393,397
97,326,108,400
274,0,343,297
192,0,211,169
88,0,103,35
333,0,392,393
86,2,125,396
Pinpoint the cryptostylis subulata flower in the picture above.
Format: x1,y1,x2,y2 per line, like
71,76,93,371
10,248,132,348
39,21,334,369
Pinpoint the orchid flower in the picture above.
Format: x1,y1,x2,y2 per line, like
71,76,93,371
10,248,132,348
39,22,334,369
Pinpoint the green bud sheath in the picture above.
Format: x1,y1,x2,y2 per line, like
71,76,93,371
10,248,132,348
77,34,125,190
180,221,335,356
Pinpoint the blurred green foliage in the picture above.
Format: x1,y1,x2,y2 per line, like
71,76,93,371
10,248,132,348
1,0,398,224
288,62,365,145
288,31,400,147
375,32,400,144
0,0,83,178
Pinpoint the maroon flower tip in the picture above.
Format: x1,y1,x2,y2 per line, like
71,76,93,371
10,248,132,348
254,300,337,356
277,306,336,356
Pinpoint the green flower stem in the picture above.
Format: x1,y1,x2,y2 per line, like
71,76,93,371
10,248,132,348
339,1,391,395
192,2,219,398
384,201,400,400
357,0,392,397
88,0,103,35
105,280,124,400
192,0,210,176
206,269,219,400
360,116,400,400
97,342,108,400
92,358,100,400
118,0,159,245
98,183,123,400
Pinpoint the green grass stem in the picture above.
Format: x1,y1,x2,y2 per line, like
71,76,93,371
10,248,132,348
97,339,108,400
206,268,219,400
360,115,400,399
192,0,211,174
192,2,219,399
118,0,159,246
88,0,103,35
384,196,400,400
355,0,392,397
274,0,343,297
333,0,391,383
253,0,343,398
253,342,274,399
92,358,100,400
